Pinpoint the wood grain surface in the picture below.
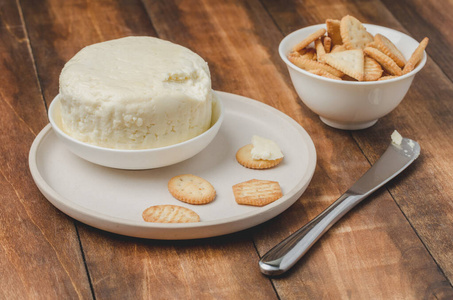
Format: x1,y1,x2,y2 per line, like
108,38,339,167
0,1,91,298
1,0,452,299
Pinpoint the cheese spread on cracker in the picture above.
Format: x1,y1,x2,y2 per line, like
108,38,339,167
251,135,283,161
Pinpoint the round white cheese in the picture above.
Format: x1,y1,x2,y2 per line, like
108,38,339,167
58,36,213,149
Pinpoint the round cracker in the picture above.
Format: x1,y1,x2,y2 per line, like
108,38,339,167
365,41,378,49
288,55,344,77
378,75,400,81
236,144,283,169
168,174,216,205
301,48,317,60
374,34,406,68
142,205,200,223
293,28,326,52
315,38,326,62
364,47,402,76
403,37,429,74
364,56,383,81
323,36,332,53
309,69,342,80
330,45,346,53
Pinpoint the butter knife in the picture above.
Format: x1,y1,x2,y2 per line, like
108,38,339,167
259,137,420,276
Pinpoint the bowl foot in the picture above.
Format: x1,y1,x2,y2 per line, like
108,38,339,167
320,117,378,130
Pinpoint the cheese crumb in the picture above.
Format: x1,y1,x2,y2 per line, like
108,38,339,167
251,135,283,160
391,130,403,145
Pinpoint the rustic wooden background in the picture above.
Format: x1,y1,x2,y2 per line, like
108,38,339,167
1,0,452,298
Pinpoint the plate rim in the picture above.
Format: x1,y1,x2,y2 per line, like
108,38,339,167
29,91,317,239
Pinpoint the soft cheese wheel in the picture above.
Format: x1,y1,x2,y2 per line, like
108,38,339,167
58,36,213,149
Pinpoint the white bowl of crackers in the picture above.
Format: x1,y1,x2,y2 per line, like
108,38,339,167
280,15,428,130
48,94,224,170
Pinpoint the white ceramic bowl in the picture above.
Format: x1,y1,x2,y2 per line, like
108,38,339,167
279,24,427,130
48,93,224,170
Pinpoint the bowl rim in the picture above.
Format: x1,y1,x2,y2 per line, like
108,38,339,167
48,92,225,153
279,23,427,85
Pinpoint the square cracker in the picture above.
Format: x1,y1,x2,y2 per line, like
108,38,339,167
288,54,344,77
403,37,429,74
293,28,326,52
364,56,383,81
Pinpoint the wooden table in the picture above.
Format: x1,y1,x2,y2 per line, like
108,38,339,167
2,0,452,298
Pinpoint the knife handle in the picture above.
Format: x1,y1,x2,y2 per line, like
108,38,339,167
259,192,362,276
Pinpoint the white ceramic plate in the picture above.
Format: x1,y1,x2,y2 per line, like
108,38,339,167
29,91,316,240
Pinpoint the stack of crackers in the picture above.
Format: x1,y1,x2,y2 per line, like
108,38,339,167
288,15,429,81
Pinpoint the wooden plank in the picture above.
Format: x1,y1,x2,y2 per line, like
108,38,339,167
380,0,453,82
141,0,313,123
21,0,277,298
146,0,453,297
367,0,453,281
21,0,157,104
355,62,453,280
79,227,276,299
0,0,92,298
18,0,453,298
261,0,453,296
